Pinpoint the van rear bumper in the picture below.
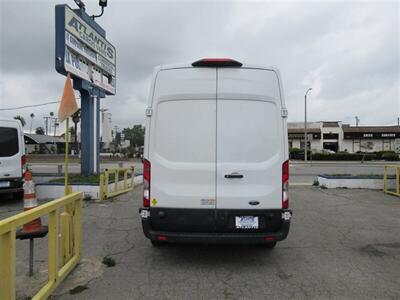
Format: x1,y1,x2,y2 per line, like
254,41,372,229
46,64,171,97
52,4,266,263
141,209,291,244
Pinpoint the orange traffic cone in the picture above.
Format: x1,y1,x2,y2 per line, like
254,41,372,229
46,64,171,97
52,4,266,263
16,170,48,240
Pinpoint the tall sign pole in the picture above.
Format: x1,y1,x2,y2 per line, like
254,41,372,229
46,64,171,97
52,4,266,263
55,3,116,176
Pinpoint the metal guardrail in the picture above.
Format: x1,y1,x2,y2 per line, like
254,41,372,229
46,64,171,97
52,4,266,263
99,167,135,201
384,165,400,197
0,192,83,300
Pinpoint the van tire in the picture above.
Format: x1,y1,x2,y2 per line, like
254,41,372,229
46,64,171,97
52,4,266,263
151,240,166,247
263,242,277,248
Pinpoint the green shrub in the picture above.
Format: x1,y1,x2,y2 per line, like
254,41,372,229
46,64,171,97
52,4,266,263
374,150,396,160
382,152,399,161
311,153,376,161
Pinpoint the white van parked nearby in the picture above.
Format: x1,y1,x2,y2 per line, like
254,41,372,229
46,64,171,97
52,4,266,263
140,58,291,247
0,118,26,199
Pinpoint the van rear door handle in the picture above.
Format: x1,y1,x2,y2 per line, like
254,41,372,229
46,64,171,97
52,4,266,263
224,173,244,179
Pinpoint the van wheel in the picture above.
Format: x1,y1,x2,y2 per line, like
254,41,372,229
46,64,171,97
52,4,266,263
151,240,166,247
263,242,277,248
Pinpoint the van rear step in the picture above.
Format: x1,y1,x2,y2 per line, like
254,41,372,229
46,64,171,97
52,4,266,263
146,207,291,234
142,217,291,244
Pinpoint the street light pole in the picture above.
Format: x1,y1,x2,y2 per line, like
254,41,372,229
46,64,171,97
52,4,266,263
304,88,312,162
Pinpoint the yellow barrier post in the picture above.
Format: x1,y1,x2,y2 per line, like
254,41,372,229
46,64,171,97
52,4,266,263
114,169,119,193
105,170,109,199
47,209,59,284
397,167,400,195
61,211,71,265
383,165,388,193
0,229,16,300
131,167,135,189
99,174,104,201
123,169,128,190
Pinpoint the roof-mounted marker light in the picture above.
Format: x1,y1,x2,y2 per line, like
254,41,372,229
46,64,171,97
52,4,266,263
192,58,243,67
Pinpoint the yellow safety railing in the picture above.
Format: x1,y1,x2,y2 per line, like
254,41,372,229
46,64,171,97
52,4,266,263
384,164,400,197
99,167,135,201
0,192,83,300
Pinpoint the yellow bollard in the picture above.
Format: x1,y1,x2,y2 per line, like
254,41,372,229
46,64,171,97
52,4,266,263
60,211,71,265
383,166,387,193
123,169,128,191
114,170,119,192
131,167,135,189
99,174,104,201
105,170,109,199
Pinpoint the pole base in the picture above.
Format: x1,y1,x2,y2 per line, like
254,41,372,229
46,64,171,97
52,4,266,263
16,226,48,240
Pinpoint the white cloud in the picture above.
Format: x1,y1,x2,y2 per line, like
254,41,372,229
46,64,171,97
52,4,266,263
0,0,399,131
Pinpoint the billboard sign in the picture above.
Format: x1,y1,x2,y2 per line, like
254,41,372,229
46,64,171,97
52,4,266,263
55,5,116,95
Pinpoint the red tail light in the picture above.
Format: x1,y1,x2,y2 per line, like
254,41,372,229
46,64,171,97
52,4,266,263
21,155,27,176
192,58,242,67
143,159,151,208
282,160,289,209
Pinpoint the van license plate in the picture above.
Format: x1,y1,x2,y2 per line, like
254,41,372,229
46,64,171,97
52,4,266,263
235,216,259,229
0,181,10,188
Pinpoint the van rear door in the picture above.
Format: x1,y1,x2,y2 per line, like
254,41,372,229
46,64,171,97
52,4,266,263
216,68,284,210
149,68,217,232
0,126,21,179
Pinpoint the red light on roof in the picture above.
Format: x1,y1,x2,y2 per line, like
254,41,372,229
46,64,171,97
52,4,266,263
192,58,242,67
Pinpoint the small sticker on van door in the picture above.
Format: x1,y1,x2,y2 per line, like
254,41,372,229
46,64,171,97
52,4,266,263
200,199,215,206
152,198,158,206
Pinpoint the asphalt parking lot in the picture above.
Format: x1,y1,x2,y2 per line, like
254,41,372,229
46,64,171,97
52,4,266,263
3,184,398,299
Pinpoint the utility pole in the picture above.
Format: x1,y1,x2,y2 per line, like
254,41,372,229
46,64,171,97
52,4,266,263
53,119,59,136
355,116,360,127
304,88,312,162
43,116,51,135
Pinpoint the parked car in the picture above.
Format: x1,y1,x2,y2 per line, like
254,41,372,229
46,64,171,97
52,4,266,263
0,118,26,199
140,58,291,247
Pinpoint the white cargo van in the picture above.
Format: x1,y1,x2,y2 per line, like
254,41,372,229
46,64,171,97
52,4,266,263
0,118,26,199
140,58,291,247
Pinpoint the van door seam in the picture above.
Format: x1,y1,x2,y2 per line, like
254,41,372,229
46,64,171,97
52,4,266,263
215,67,218,231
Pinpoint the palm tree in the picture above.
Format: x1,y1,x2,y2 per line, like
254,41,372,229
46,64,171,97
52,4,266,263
30,113,35,133
14,115,26,127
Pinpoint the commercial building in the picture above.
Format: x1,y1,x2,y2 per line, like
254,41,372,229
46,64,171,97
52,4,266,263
288,121,400,153
24,134,66,154
101,111,113,149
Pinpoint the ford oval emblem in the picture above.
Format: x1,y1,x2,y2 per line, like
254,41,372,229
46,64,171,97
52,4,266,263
249,201,260,206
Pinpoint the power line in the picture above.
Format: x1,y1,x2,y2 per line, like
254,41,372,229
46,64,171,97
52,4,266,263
0,98,80,111
0,101,60,111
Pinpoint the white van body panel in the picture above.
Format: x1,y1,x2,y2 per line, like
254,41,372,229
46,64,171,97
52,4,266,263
148,68,217,209
216,68,284,209
144,64,288,211
0,118,24,179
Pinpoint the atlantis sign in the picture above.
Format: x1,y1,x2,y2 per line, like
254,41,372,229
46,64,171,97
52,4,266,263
55,5,116,95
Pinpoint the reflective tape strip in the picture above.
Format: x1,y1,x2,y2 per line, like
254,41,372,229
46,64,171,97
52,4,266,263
23,181,35,194
24,198,37,208
24,193,36,200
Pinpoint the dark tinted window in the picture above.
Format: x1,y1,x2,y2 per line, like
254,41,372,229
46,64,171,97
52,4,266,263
0,127,19,157
323,133,339,139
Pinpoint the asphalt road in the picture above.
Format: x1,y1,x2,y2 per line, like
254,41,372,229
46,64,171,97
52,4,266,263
4,186,396,299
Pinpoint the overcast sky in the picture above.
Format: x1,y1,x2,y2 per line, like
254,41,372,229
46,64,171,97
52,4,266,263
0,0,399,134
